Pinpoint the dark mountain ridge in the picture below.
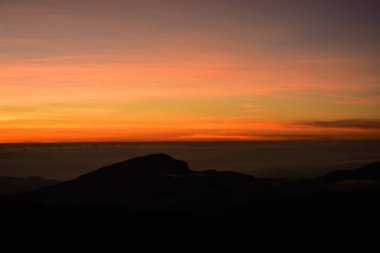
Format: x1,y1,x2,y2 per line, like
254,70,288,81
22,154,268,210
318,162,380,182
16,154,379,212
0,154,380,206
2,154,380,246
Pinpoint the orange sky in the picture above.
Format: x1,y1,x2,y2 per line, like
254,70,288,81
0,0,379,142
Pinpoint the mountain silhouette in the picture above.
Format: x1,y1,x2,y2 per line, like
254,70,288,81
309,162,380,191
4,154,380,246
319,162,380,182
17,154,380,211
24,154,271,210
0,176,60,195
78,153,191,178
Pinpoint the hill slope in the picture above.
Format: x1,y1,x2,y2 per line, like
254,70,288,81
25,154,272,210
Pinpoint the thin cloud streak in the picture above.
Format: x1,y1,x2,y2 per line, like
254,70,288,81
298,119,380,130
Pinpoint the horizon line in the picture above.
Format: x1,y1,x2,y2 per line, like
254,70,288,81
1,139,380,144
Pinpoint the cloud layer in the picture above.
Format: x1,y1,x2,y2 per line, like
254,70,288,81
1,0,379,141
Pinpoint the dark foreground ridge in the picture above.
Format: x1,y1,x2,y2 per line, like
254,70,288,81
22,153,262,210
318,161,380,181
1,154,379,247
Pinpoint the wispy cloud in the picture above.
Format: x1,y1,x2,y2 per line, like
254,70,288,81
326,94,380,105
298,119,380,130
1,0,379,142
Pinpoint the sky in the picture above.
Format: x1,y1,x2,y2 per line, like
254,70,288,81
0,0,379,142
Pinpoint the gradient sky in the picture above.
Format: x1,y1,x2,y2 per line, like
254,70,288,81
0,0,379,142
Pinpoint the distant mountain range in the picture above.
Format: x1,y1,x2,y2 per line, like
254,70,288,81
1,154,379,246
21,154,270,210
318,162,380,181
4,153,376,211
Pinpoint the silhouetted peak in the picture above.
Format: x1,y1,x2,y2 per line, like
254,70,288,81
358,162,380,173
319,161,380,182
80,153,191,179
